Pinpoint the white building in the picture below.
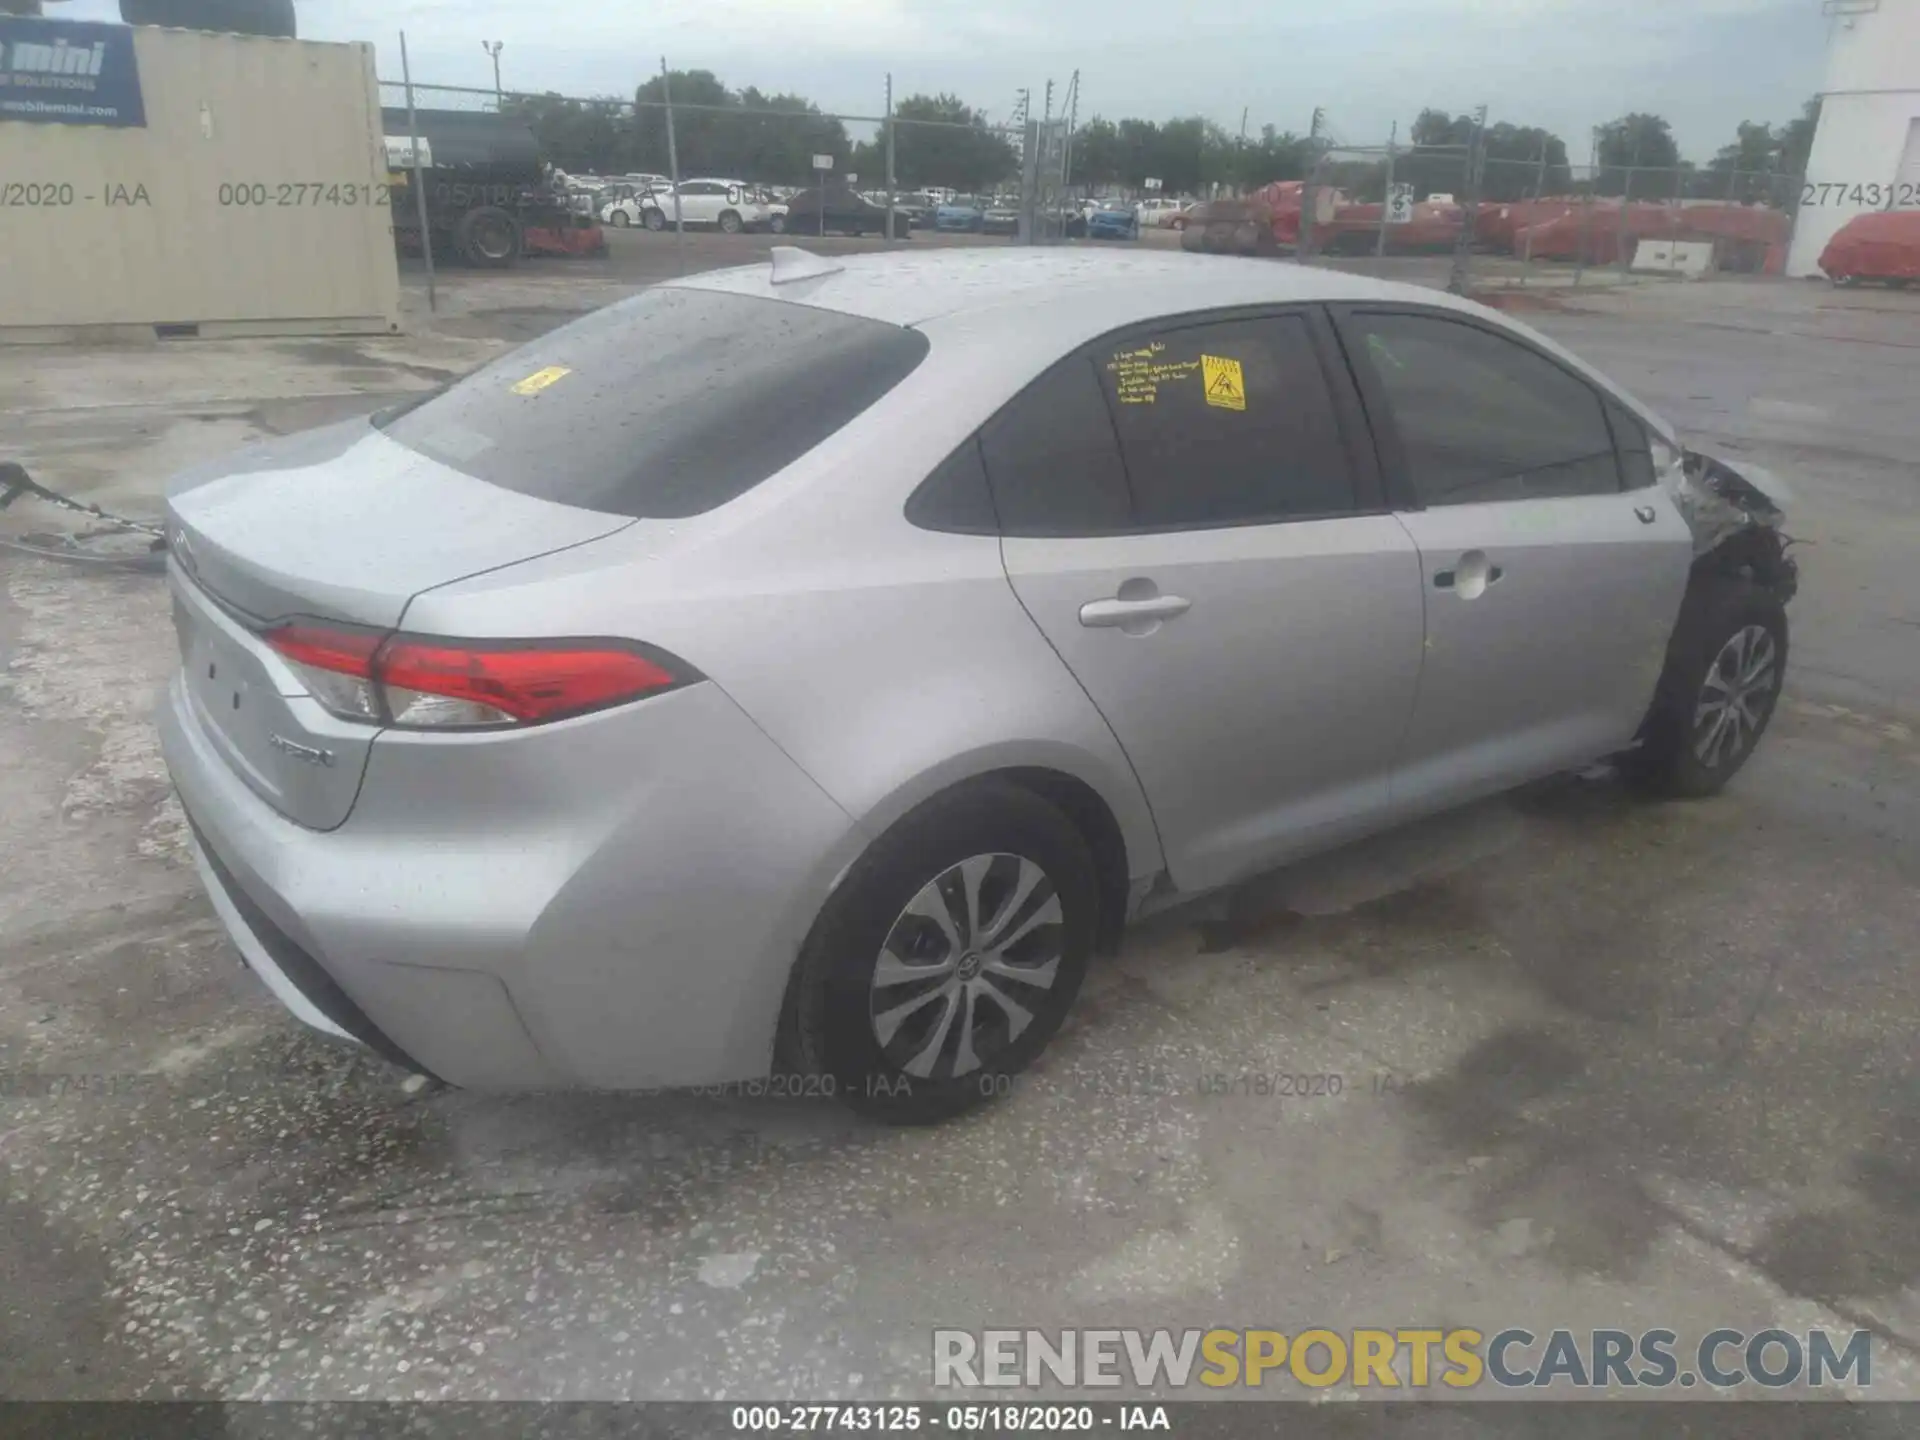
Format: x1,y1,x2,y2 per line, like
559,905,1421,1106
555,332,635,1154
1787,0,1920,276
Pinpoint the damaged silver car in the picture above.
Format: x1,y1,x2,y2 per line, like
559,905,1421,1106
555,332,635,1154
159,253,1797,1120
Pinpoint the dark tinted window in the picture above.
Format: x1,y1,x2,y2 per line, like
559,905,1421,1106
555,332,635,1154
906,439,998,534
378,288,929,519
1351,312,1621,506
980,356,1132,535
1096,315,1356,527
1606,403,1657,490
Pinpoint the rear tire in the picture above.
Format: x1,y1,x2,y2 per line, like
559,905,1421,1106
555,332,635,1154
1627,575,1788,799
609,210,632,228
718,210,743,234
785,781,1098,1125
770,214,787,234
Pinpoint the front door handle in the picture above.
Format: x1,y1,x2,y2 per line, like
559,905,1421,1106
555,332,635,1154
1432,550,1503,599
1634,505,1658,524
1080,594,1192,628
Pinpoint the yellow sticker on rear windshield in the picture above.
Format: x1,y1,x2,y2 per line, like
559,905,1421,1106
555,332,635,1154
1202,355,1246,411
511,365,572,396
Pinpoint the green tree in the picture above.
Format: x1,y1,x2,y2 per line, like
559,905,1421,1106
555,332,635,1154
882,94,1019,192
1070,117,1123,189
1480,123,1571,201
1779,98,1821,179
1594,113,1679,196
502,94,632,175
1701,98,1819,206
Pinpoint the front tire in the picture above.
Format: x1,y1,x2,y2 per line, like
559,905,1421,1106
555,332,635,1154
770,214,787,234
786,781,1098,1124
718,210,743,234
609,209,632,228
1628,576,1788,798
643,207,667,232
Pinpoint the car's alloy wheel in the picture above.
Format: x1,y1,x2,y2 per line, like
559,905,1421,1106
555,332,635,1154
1627,575,1787,799
643,208,666,232
610,210,631,227
783,779,1097,1123
770,214,786,234
869,854,1064,1081
1693,624,1778,770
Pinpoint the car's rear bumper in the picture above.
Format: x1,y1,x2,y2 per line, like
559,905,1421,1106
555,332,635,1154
159,669,861,1091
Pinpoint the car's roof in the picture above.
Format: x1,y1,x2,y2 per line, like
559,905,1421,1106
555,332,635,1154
673,246,1445,330
667,247,1677,444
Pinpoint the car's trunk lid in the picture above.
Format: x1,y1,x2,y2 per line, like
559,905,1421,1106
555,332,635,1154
165,418,632,830
164,418,632,629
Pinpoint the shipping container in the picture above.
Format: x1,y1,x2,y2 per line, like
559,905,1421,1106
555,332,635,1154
0,20,400,342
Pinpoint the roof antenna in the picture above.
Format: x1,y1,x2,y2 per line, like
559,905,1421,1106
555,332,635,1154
769,246,845,284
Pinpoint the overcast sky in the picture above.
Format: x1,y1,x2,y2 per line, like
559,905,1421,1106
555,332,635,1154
58,0,1829,160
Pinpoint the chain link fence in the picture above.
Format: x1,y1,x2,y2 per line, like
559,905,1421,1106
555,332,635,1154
377,70,1050,274
377,65,1804,290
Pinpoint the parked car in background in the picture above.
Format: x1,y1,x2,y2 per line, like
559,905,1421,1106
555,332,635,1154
781,184,912,237
935,195,987,233
161,250,1797,1124
1137,197,1192,229
891,193,938,229
983,201,1021,236
634,179,770,233
1086,202,1141,241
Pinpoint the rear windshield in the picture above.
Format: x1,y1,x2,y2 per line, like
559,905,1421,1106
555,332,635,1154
377,288,930,519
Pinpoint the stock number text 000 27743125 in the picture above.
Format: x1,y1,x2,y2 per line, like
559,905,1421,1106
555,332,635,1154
217,182,392,207
1800,181,1920,209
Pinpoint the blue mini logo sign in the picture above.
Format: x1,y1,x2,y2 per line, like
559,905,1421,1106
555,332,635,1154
0,17,146,128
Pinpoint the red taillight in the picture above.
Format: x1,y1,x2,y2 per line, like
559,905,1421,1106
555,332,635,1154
377,639,683,725
263,622,692,729
266,623,381,678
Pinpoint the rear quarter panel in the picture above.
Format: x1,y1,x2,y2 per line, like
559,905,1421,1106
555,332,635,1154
399,327,1166,908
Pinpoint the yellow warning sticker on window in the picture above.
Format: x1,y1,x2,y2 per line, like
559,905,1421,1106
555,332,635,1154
1202,355,1246,411
511,365,572,396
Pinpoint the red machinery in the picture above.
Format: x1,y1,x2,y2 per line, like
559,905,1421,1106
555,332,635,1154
1819,210,1920,285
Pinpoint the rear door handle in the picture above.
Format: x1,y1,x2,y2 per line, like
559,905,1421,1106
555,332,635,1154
1079,595,1192,628
1634,505,1658,524
1432,567,1502,589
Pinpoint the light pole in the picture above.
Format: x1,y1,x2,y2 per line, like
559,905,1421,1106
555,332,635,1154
481,41,504,107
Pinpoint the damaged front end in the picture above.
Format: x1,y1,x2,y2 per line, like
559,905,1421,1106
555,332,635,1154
1668,447,1799,607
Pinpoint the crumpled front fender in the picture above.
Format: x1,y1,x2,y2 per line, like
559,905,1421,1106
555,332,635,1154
1672,447,1798,604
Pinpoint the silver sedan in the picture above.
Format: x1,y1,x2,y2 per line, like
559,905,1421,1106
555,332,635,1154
158,247,1797,1122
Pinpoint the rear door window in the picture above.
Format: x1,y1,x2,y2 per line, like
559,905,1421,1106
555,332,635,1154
979,355,1133,535
1094,314,1359,527
377,287,929,519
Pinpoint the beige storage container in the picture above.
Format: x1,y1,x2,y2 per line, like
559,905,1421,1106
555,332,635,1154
0,25,400,342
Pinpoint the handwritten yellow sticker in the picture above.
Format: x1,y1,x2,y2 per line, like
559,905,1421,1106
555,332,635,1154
511,365,572,396
1202,355,1246,411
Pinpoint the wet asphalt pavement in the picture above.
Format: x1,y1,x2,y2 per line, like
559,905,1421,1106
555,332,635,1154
1,243,1917,1410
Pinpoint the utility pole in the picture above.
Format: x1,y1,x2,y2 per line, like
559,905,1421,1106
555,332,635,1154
1062,70,1081,221
1446,104,1487,295
1376,119,1397,258
1298,106,1326,262
481,41,504,107
885,73,897,245
660,58,687,275
400,31,436,314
